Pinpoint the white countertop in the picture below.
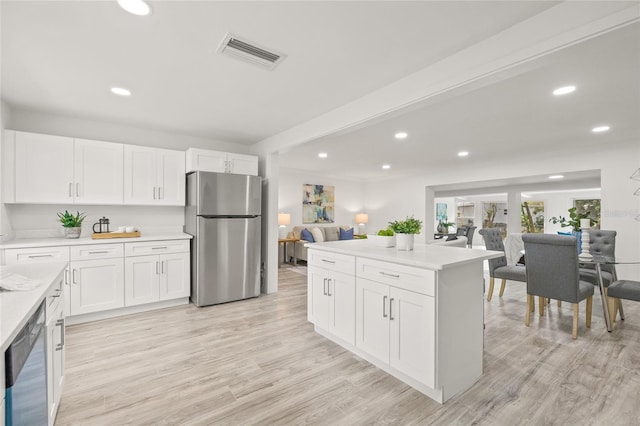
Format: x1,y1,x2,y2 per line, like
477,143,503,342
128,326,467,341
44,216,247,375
307,240,503,270
1,232,193,250
0,262,67,352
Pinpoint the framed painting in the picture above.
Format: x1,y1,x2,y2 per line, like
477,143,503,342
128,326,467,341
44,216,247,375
302,184,335,223
436,203,447,222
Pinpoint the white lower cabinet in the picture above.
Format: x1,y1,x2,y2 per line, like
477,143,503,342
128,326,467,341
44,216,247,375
308,265,355,344
46,284,65,425
69,258,125,315
355,277,435,388
124,252,189,306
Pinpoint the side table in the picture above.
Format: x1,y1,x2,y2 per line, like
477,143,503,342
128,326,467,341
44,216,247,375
278,238,301,267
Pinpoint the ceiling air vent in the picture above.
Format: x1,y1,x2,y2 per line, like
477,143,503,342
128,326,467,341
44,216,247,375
217,33,286,71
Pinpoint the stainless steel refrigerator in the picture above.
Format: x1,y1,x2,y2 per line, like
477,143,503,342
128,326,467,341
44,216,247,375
185,171,262,307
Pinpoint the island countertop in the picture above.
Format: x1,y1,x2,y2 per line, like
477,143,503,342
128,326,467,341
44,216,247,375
306,239,502,270
0,262,67,352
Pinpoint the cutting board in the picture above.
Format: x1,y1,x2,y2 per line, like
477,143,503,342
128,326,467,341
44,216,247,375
91,231,141,239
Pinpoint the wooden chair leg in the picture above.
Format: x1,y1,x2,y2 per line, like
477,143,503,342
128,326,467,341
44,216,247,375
557,300,562,308
586,296,592,328
531,295,535,312
539,296,545,316
525,294,532,326
499,279,506,297
572,304,579,339
487,277,495,301
618,300,625,320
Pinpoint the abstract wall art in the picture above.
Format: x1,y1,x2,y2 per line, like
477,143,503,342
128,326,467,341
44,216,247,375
303,184,335,223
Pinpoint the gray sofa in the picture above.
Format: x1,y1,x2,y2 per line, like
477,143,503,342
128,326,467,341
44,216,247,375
286,225,353,262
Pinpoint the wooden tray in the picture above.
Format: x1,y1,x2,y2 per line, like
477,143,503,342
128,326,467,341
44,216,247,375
91,231,141,239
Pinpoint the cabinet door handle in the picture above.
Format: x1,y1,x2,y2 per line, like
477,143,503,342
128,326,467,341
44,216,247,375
389,298,395,320
321,259,336,264
153,187,157,199
156,261,159,275
28,254,54,258
159,186,163,200
69,182,73,197
327,279,332,297
380,271,400,279
88,250,109,255
161,260,165,274
56,318,65,347
64,269,70,285
383,295,388,318
323,278,327,296
76,182,80,197
72,269,77,284
151,246,168,250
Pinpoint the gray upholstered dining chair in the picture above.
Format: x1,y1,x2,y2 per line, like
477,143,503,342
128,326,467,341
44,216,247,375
522,234,594,339
479,228,526,301
466,225,477,248
606,279,640,327
579,230,617,286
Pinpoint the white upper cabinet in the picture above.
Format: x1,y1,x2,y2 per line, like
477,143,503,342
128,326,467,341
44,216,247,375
74,138,124,204
13,131,74,204
6,131,123,204
186,148,258,176
124,145,185,206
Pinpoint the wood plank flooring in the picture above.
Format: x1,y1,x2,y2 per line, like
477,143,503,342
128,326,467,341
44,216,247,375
56,269,640,425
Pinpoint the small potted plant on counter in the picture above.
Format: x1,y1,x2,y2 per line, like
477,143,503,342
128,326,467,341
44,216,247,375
57,210,86,239
388,216,423,251
367,228,395,247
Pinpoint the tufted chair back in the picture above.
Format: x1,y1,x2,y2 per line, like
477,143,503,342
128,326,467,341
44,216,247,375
479,228,507,274
584,229,617,273
466,226,478,247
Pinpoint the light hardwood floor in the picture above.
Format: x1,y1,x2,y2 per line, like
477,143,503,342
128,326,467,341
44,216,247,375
56,268,640,425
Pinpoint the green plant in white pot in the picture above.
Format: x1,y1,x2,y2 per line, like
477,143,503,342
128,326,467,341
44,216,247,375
57,210,86,239
388,216,423,251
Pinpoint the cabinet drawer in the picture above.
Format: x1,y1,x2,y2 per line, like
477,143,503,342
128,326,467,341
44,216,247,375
356,258,435,296
46,270,65,322
71,243,124,260
308,249,355,276
125,239,190,256
4,246,69,265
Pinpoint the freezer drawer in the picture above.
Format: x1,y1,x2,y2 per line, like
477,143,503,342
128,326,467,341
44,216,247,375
192,216,261,306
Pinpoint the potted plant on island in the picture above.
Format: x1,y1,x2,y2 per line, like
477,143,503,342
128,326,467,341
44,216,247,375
368,228,395,247
57,210,86,239
388,215,423,251
439,220,456,234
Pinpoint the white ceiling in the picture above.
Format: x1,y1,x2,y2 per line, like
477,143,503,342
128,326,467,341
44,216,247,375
2,1,639,184
280,22,640,181
2,1,557,144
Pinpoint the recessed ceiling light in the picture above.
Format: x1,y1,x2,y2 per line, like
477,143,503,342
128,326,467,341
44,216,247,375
548,175,564,179
117,0,152,16
553,85,576,96
110,87,131,97
592,125,610,133
318,152,328,159
382,164,391,170
394,132,408,140
457,151,469,157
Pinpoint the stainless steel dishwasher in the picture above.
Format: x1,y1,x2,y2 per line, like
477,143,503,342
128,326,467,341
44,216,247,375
4,301,48,426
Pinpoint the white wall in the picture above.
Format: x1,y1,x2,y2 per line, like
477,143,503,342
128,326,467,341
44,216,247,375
7,108,251,153
364,142,640,275
278,167,365,232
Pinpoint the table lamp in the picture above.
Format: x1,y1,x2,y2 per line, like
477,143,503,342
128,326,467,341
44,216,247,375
355,213,368,235
278,213,291,239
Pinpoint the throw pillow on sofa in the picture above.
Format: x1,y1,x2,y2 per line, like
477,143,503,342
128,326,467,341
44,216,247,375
325,226,340,241
310,227,325,242
300,228,314,242
339,227,354,240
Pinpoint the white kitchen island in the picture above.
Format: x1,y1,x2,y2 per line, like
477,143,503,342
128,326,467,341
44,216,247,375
306,239,502,404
